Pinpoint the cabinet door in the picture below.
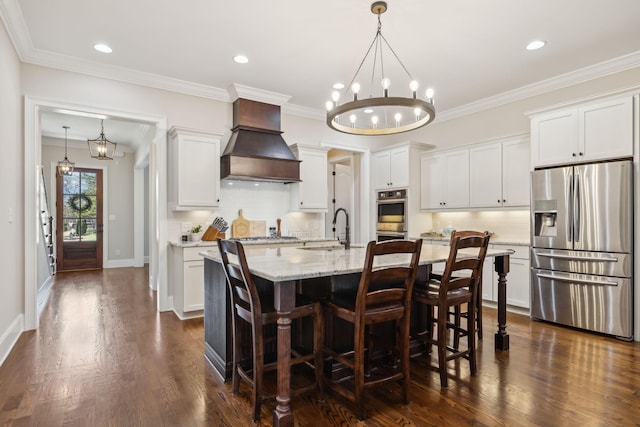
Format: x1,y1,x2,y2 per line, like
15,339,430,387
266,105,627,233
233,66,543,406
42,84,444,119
579,96,633,162
183,260,204,312
469,143,502,208
443,150,469,209
372,151,392,190
420,155,444,209
173,133,220,209
481,257,494,302
298,149,328,209
505,257,530,309
531,108,578,167
502,137,530,207
389,147,410,188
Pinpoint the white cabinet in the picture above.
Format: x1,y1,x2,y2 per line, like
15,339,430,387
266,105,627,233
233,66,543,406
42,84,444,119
170,246,205,318
482,244,530,310
420,149,469,210
531,95,633,168
289,144,329,212
168,127,222,210
372,146,410,190
469,136,530,208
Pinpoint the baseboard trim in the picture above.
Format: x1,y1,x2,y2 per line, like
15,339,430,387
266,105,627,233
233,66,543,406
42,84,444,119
0,314,24,367
204,341,231,382
37,275,55,317
106,258,137,268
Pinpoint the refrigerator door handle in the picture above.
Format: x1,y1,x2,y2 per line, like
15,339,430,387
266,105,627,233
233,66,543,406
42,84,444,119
574,172,580,242
535,271,619,287
537,252,619,262
566,170,573,243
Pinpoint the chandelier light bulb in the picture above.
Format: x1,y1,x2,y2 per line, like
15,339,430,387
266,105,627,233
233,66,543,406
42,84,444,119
331,91,341,105
410,80,419,98
394,113,402,127
426,87,434,101
351,82,361,101
349,114,357,127
414,107,421,120
371,115,379,128
381,77,391,97
325,101,334,111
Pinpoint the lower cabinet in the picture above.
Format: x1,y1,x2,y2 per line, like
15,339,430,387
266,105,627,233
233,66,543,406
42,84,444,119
171,246,205,318
482,244,530,310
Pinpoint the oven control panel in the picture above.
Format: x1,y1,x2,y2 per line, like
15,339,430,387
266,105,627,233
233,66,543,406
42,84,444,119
377,189,407,200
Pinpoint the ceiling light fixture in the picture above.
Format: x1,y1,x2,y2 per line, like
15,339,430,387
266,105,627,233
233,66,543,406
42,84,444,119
57,126,75,176
94,43,112,53
233,55,249,64
87,119,117,160
526,40,546,51
326,1,435,136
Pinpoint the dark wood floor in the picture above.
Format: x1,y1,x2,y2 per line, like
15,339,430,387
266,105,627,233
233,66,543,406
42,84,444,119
1,266,639,426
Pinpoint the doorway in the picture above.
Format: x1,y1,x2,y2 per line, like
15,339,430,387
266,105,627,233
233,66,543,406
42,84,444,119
56,167,103,271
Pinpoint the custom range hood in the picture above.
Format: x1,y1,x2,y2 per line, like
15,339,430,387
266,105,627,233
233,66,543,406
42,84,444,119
220,98,301,183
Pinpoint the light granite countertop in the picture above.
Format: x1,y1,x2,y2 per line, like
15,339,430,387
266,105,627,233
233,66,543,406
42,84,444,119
200,242,513,283
169,237,336,248
413,236,530,247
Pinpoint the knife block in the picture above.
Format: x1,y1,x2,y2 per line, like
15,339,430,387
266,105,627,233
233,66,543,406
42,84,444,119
201,226,226,241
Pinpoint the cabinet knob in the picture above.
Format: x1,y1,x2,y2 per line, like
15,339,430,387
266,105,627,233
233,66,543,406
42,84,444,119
497,199,500,203
579,152,583,156
503,199,506,203
572,153,577,157
216,199,220,203
300,201,303,205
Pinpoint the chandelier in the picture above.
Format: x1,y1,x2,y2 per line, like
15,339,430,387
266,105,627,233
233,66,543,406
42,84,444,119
87,119,117,160
57,126,75,175
326,1,435,136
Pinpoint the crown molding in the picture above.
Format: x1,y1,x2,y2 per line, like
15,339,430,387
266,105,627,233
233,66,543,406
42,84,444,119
3,0,640,125
437,50,640,123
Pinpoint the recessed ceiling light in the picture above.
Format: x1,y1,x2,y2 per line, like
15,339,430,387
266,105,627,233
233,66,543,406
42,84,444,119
94,43,112,53
526,40,546,51
363,108,374,114
233,55,248,64
333,82,345,90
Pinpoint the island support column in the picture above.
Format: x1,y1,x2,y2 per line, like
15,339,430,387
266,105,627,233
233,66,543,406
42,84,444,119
494,254,510,351
273,280,296,427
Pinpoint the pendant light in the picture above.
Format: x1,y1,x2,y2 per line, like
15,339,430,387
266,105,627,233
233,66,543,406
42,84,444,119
87,119,117,160
57,126,75,176
326,1,436,136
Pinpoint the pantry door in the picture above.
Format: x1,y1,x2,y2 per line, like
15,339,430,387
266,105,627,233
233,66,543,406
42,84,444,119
56,168,104,271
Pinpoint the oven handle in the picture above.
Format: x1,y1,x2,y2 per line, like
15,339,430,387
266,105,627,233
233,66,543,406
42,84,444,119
376,199,408,205
376,231,407,236
534,271,618,286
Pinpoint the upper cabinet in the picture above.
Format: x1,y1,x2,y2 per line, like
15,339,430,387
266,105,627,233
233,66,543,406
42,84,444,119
372,146,410,190
420,149,470,210
530,95,633,168
289,144,329,212
469,136,530,208
168,127,223,211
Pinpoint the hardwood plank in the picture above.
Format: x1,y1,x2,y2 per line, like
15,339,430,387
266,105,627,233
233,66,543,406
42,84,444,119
0,266,638,426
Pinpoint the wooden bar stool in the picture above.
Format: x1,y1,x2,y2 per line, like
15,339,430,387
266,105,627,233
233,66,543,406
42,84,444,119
323,239,422,420
412,231,490,389
217,239,324,422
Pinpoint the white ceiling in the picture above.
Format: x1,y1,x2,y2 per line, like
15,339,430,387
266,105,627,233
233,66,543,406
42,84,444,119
3,0,640,150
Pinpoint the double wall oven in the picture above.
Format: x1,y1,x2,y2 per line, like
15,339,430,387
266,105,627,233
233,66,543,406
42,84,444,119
376,189,407,241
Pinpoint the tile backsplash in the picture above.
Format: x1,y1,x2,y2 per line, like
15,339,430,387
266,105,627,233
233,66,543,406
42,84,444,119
169,180,325,240
432,210,530,241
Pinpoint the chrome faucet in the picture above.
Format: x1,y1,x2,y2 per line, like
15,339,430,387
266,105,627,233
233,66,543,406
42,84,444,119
332,208,350,250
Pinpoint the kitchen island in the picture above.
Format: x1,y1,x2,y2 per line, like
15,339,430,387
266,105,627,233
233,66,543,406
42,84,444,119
201,242,513,427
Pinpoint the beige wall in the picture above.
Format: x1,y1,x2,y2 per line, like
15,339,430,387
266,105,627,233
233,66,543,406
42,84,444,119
0,17,24,364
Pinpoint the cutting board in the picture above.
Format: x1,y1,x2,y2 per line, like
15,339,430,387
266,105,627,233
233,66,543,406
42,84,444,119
250,220,267,238
231,209,250,238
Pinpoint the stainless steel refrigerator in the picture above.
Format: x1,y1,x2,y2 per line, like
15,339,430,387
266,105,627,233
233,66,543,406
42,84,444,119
530,159,633,339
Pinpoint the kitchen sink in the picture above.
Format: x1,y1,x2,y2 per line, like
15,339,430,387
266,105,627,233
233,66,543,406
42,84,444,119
298,245,364,251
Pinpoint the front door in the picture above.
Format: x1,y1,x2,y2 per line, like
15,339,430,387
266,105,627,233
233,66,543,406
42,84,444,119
56,168,103,271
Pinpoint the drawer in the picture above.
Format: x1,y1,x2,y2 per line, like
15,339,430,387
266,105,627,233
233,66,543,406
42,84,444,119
184,247,204,261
